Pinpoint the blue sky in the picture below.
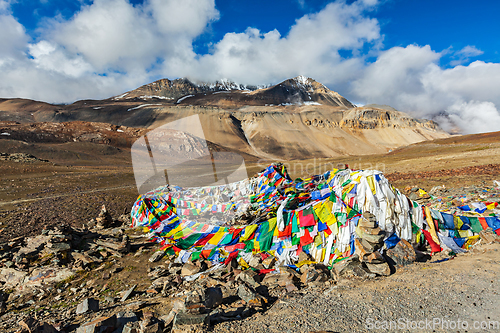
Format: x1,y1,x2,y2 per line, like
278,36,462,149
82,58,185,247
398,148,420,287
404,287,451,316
1,0,500,133
9,0,499,64
9,0,500,64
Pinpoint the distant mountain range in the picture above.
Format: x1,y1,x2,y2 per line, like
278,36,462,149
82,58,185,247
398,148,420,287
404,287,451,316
116,75,355,108
0,76,450,160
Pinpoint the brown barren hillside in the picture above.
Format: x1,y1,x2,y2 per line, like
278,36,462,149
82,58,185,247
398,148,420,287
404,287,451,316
0,76,449,160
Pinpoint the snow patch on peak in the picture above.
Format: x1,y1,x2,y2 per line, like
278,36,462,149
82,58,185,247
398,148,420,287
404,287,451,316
199,79,269,92
294,75,310,85
285,76,315,92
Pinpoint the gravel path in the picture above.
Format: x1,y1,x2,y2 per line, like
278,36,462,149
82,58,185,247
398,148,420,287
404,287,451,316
213,244,500,333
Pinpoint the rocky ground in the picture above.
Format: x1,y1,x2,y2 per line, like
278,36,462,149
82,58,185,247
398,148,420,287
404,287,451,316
0,205,499,333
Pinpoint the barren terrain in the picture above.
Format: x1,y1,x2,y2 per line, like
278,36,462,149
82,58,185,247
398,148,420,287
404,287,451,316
1,131,499,242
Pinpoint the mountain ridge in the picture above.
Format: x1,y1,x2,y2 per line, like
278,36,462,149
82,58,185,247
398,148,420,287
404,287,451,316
114,76,355,108
0,76,450,160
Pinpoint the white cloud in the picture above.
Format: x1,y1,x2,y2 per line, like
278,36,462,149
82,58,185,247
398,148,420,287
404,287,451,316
353,44,500,114
352,45,443,112
446,101,500,134
47,0,219,72
173,0,381,87
148,0,219,37
49,0,158,70
0,13,28,58
351,44,500,133
0,0,13,12
456,45,483,58
28,40,93,77
449,45,484,66
296,0,306,9
424,60,500,107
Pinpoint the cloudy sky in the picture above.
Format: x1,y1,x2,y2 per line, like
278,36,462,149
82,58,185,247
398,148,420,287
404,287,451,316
1,0,500,133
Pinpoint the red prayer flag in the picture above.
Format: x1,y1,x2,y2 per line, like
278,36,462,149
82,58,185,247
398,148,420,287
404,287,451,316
258,268,275,275
278,221,292,238
300,228,314,246
299,209,315,227
224,251,239,265
224,243,245,252
193,234,214,247
422,229,442,253
478,217,489,230
200,249,212,259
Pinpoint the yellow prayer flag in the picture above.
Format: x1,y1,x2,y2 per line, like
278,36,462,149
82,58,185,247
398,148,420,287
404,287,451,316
296,260,316,267
425,206,440,245
238,258,249,270
268,217,278,235
367,176,376,194
464,235,480,249
240,224,258,241
327,218,339,235
207,231,225,245
165,223,186,238
173,227,194,240
314,202,332,223
458,230,471,238
454,216,463,230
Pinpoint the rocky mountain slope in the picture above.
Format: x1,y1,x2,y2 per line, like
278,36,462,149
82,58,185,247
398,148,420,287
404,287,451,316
0,77,450,160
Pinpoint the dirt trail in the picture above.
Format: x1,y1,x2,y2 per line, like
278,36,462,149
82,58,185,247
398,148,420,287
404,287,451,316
0,185,135,207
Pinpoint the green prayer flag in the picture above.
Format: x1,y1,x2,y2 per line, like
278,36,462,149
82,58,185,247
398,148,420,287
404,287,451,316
411,222,420,234
468,217,483,233
165,247,175,256
191,251,201,261
175,233,201,250
291,212,299,233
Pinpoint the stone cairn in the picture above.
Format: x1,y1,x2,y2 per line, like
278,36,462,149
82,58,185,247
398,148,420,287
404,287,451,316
354,212,391,276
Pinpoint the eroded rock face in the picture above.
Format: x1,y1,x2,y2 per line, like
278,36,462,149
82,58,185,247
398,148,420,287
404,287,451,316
340,107,441,131
0,121,146,147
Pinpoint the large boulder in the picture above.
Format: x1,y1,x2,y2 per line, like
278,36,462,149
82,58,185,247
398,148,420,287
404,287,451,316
331,256,371,278
384,239,416,267
365,262,391,276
